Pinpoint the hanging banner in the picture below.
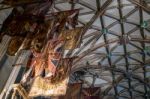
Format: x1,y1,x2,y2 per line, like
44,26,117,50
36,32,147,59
28,58,74,97
2,0,53,14
82,87,101,96
7,36,24,56
5,24,36,56
2,0,42,6
23,0,53,16
28,39,63,77
59,27,83,49
5,18,56,56
0,0,53,42
6,33,35,56
28,76,69,97
1,17,28,37
31,19,56,52
81,87,101,99
56,83,82,99
47,9,79,34
0,14,40,43
65,83,82,98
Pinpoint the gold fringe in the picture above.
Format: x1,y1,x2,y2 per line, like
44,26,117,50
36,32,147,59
11,88,16,99
11,84,30,99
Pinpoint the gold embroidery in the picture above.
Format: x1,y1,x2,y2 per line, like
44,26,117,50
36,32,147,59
59,27,83,49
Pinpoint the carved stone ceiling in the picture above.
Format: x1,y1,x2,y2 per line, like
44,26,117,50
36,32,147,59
0,0,150,99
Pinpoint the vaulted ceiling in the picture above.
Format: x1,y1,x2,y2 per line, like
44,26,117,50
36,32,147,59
0,0,150,99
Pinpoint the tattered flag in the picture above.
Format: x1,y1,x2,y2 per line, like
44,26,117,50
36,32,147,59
59,27,83,49
81,87,101,99
28,58,74,97
47,9,79,34
7,36,24,56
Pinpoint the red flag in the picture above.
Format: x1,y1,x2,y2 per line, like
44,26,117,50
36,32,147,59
46,9,79,35
28,58,74,97
45,39,64,77
26,39,63,78
82,87,101,96
81,87,101,99
57,83,82,99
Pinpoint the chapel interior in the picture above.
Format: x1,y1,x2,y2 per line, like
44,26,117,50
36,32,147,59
0,0,150,99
